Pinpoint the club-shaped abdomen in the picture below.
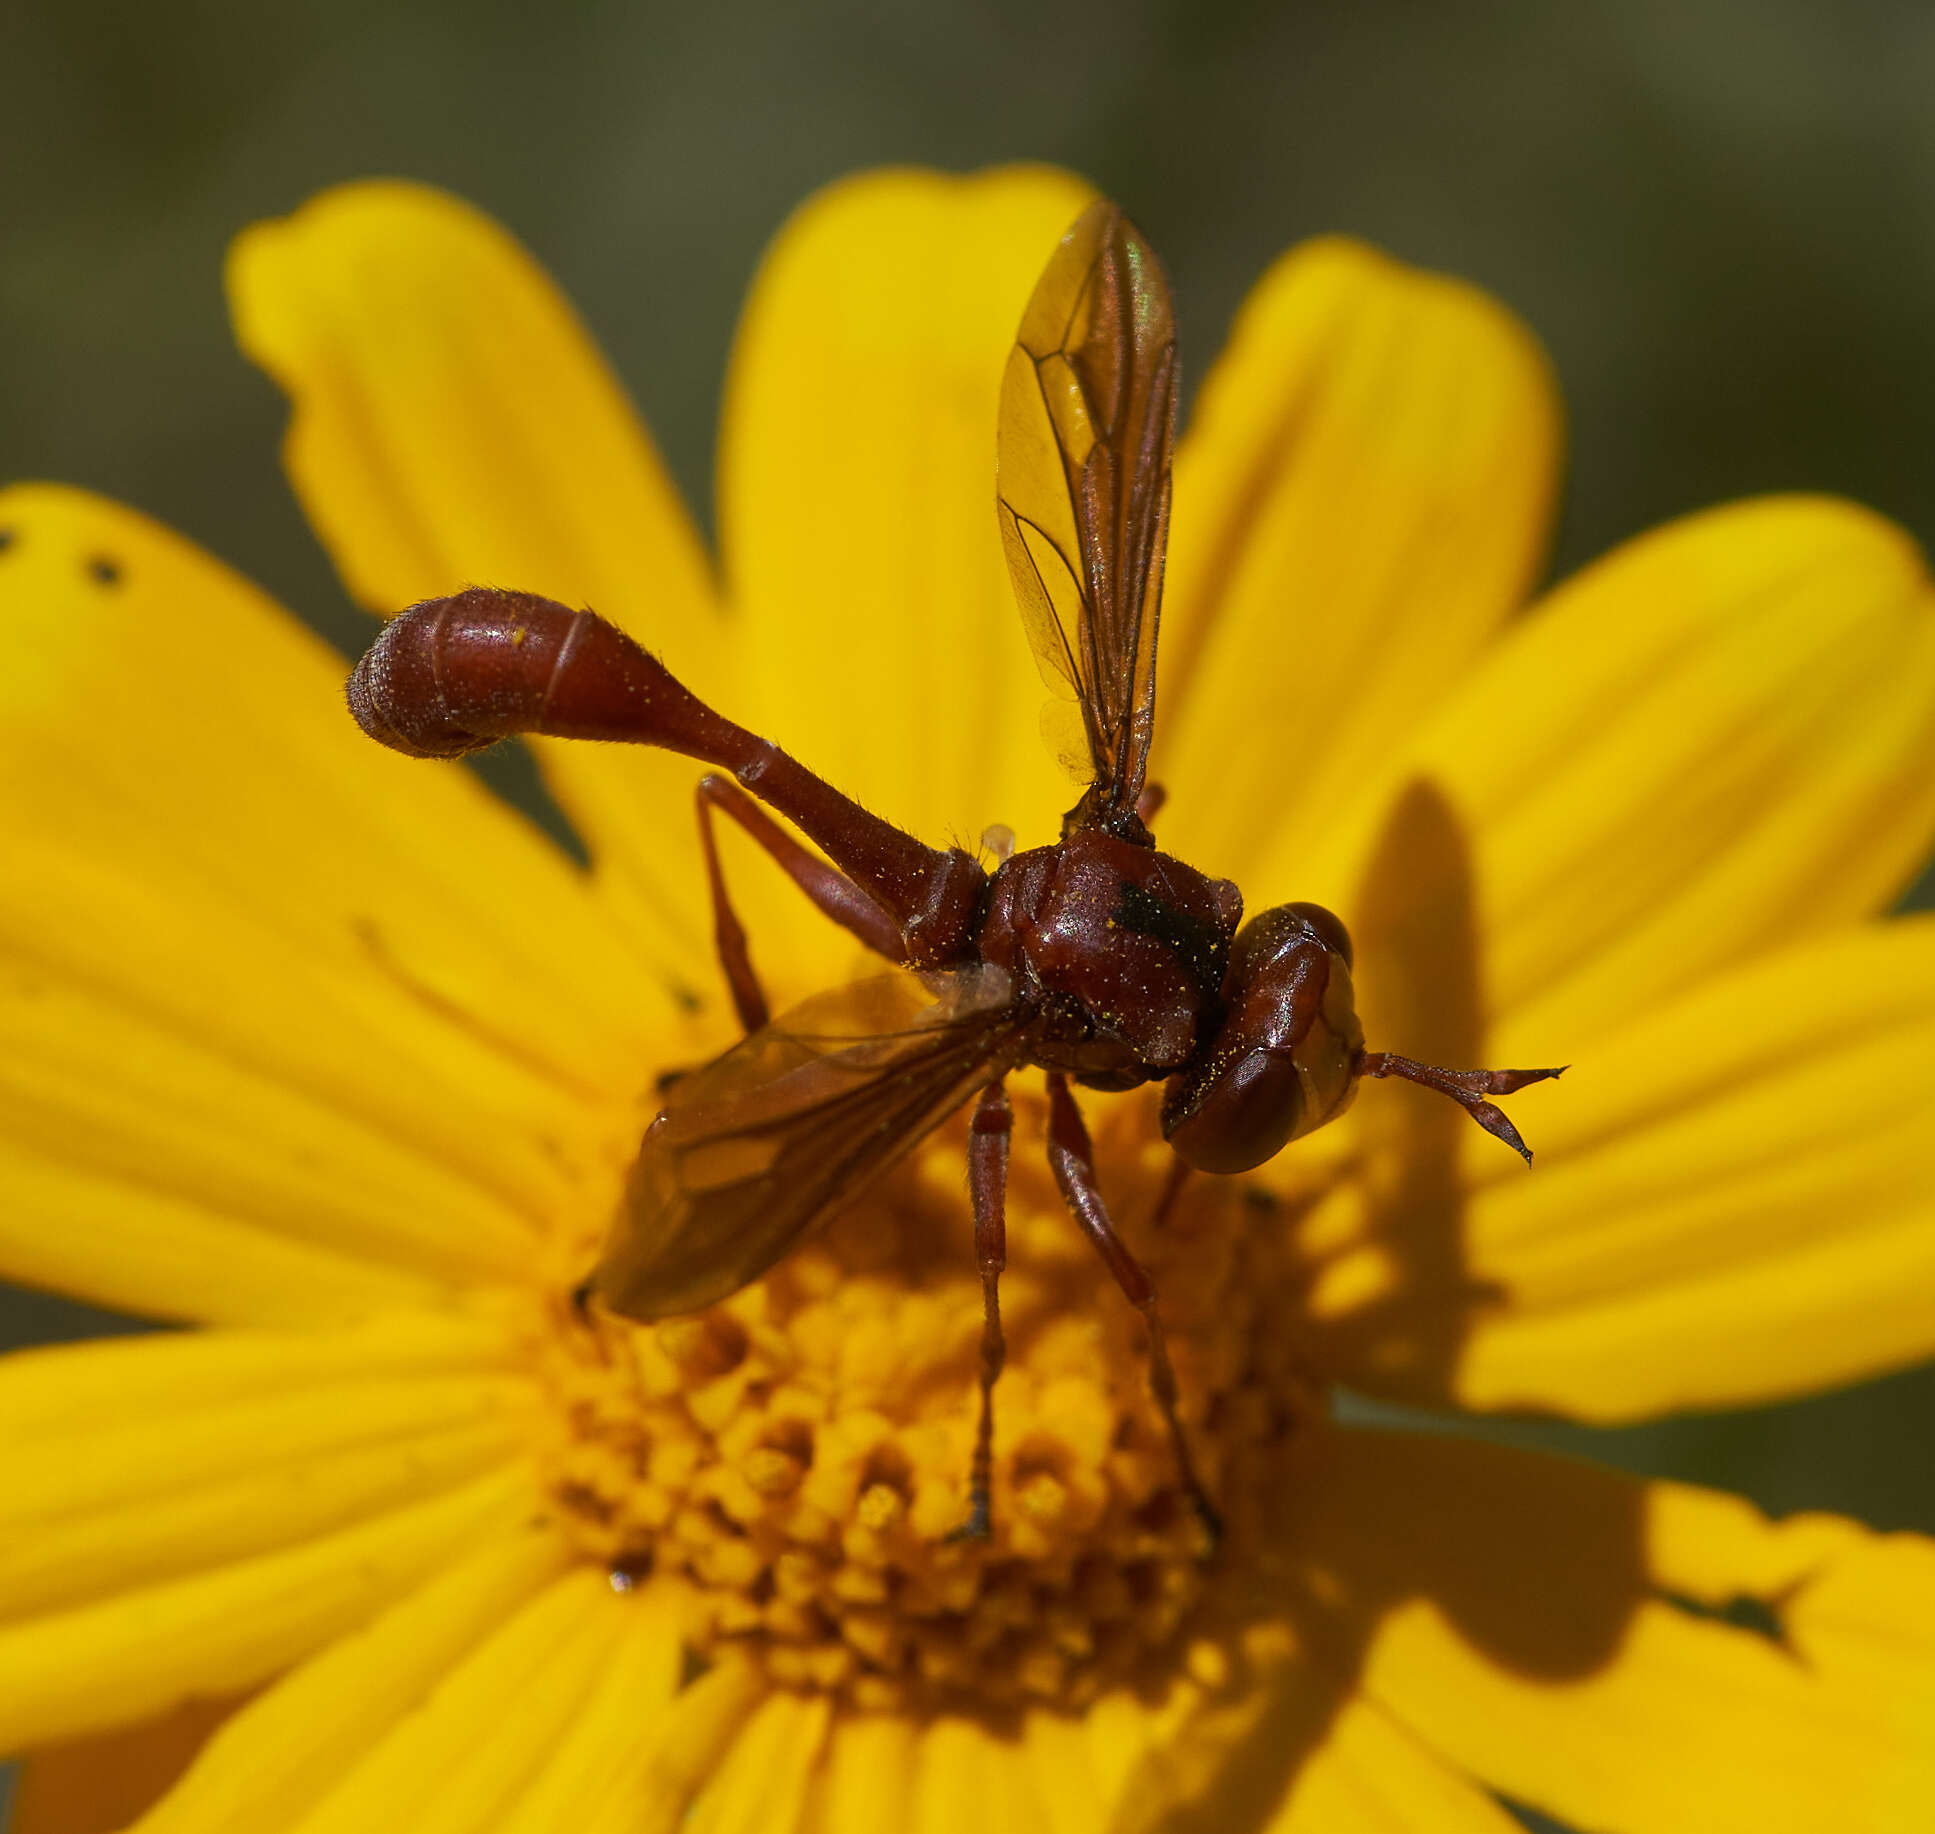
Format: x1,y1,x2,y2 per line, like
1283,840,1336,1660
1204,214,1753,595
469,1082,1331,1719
346,587,991,968
1160,903,1365,1174
347,587,741,759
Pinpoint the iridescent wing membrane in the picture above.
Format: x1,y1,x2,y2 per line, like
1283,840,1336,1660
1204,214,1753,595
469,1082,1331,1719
593,974,1028,1318
997,201,1179,821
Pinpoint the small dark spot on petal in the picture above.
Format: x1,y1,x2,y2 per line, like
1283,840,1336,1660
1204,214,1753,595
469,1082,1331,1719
87,554,122,586
0,527,15,553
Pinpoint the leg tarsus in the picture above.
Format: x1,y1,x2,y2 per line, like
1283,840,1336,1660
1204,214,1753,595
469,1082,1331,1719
1358,1053,1566,1164
1136,1294,1222,1550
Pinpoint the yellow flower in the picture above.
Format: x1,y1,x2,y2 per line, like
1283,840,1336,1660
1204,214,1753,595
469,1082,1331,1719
4,164,1935,1833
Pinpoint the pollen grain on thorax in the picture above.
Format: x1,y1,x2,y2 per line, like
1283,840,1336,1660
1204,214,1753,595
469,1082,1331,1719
522,1091,1325,1714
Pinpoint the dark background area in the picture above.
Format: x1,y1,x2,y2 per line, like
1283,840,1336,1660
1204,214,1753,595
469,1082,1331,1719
2,3,1933,1790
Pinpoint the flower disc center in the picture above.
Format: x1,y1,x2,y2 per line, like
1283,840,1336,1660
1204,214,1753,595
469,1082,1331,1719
532,1095,1319,1712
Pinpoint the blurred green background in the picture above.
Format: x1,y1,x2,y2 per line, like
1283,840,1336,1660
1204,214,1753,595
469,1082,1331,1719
2,4,1932,1816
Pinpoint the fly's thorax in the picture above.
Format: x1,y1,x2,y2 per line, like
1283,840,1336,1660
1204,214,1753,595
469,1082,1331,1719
979,831,1241,1075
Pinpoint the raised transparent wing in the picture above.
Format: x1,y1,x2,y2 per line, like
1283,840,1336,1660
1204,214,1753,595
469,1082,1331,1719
997,201,1179,821
590,972,1026,1319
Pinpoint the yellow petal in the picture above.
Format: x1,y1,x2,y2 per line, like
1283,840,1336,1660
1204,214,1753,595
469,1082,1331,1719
130,1527,572,1834
718,166,1092,999
1331,496,1935,1060
1455,916,1935,1417
1092,1614,1505,1834
1293,917,1935,1420
0,1312,513,1438
228,181,730,998
1158,237,1560,886
1268,1693,1528,1832
1082,1679,1199,1815
226,180,718,658
0,1322,534,1619
1095,1613,1317,1834
583,1654,767,1834
353,1589,640,1834
799,1713,917,1834
0,1138,439,1326
685,1688,832,1834
1,831,596,1249
1017,1706,1103,1834
496,1583,685,1834
0,1467,534,1750
1280,1424,1935,1834
0,1416,521,1624
281,1566,620,1834
0,943,540,1289
0,487,663,1289
1,485,671,1087
910,1714,1049,1834
998,1660,1205,1834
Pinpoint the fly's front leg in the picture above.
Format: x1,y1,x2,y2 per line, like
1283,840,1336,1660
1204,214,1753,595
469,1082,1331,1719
1045,1073,1221,1551
1356,1052,1564,1164
696,772,909,1035
949,1081,1013,1543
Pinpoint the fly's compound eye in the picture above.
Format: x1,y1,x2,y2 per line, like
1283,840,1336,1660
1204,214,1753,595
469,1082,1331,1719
1283,900,1352,970
1160,903,1366,1174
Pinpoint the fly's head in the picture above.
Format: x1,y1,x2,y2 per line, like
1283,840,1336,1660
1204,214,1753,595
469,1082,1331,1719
1160,902,1364,1174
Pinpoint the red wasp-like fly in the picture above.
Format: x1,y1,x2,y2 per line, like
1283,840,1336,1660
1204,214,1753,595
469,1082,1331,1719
348,202,1560,1544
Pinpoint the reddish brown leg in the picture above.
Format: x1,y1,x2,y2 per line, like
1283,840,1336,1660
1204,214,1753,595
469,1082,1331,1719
1357,1053,1567,1163
1044,1073,1221,1551
695,777,768,1034
696,772,910,1036
949,1081,1013,1543
1135,781,1167,826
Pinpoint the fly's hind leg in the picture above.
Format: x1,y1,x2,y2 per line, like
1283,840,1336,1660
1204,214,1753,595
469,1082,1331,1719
949,1080,1014,1543
1044,1072,1221,1552
695,772,909,1035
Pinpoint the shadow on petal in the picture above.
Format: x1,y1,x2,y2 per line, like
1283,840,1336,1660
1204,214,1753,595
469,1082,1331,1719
14,1693,246,1834
1290,778,1644,1674
1291,777,1510,1396
1112,781,1645,1829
